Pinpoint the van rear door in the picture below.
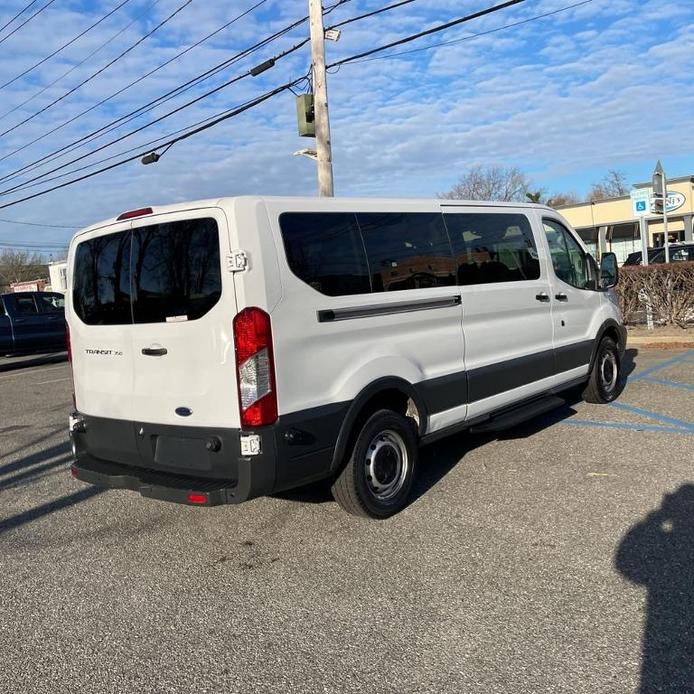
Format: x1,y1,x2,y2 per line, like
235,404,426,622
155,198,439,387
70,221,135,421
128,208,238,428
70,208,239,429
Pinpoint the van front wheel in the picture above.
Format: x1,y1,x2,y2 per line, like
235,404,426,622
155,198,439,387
331,409,418,519
583,336,623,403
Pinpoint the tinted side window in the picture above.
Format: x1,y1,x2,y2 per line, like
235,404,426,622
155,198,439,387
444,213,540,285
357,212,455,292
73,230,132,325
13,295,39,315
131,218,221,324
36,293,65,312
543,219,593,289
279,212,371,296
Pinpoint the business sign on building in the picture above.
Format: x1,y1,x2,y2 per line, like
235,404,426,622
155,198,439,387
631,189,686,216
665,191,685,212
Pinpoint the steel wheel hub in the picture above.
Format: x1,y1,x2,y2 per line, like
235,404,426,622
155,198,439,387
600,351,617,392
364,430,409,501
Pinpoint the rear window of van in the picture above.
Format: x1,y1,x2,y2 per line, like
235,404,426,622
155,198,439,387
72,218,221,325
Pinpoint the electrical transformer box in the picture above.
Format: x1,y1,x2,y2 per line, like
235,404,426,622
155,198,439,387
296,94,315,138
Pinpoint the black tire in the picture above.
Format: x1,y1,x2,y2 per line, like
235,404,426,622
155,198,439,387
331,409,418,519
583,336,623,403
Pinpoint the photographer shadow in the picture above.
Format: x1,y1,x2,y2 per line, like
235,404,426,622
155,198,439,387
615,484,694,693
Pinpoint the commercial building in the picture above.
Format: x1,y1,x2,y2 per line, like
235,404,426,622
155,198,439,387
557,174,693,262
48,260,68,293
9,278,48,292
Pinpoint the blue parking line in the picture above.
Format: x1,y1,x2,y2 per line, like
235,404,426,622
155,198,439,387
641,376,694,392
631,350,694,381
561,419,694,436
608,401,694,432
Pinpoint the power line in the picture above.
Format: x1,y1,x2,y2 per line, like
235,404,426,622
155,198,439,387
0,0,353,181
330,0,417,29
0,0,57,46
349,0,594,62
0,0,134,91
0,0,162,122
328,0,526,68
0,241,69,249
0,217,80,228
0,67,312,195
0,0,193,139
0,0,269,170
0,38,311,199
0,9,309,186
0,78,304,210
0,0,524,209
0,0,40,34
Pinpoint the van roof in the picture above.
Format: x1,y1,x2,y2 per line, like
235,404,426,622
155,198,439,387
74,196,552,237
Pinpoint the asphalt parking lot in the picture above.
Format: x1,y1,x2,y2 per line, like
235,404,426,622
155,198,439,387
1,349,692,694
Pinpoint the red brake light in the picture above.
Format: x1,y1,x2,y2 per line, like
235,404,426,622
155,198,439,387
187,493,208,505
233,307,278,428
116,207,153,221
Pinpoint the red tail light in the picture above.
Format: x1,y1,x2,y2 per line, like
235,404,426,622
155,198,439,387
233,307,278,428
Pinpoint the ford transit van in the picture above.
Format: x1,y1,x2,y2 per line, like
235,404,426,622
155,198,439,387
67,197,625,518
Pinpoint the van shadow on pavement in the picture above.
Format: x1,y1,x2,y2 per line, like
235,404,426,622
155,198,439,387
275,349,640,508
615,485,694,694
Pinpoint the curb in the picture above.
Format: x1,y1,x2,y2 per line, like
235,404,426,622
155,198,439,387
627,336,694,350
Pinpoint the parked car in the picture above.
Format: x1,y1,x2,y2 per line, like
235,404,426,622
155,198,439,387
0,291,66,356
623,242,694,266
67,197,625,518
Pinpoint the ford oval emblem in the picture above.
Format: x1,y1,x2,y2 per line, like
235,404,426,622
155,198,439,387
175,407,193,417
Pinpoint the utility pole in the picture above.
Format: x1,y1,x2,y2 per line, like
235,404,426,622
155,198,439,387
308,0,334,197
652,160,670,263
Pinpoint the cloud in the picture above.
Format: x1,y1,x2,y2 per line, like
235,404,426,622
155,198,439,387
0,0,691,250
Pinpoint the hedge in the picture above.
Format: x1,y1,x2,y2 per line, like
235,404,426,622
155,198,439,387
616,261,694,328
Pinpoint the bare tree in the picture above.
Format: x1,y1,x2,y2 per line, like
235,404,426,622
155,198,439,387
0,250,48,290
588,169,630,201
547,192,581,208
439,165,532,202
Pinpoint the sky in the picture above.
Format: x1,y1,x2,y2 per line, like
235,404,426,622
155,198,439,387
0,0,692,254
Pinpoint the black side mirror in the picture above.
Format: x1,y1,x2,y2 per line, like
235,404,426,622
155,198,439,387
600,252,618,289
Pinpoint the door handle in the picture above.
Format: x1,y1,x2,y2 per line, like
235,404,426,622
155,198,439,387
555,293,568,302
535,292,550,302
142,346,168,356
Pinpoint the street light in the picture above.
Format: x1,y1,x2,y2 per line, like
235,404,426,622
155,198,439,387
293,148,318,161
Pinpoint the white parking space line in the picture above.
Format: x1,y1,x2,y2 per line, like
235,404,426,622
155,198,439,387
33,378,71,385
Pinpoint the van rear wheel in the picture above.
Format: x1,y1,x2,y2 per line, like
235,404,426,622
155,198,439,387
331,409,418,519
583,336,623,403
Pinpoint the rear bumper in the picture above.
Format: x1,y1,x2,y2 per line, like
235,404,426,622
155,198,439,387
69,407,345,506
71,455,246,506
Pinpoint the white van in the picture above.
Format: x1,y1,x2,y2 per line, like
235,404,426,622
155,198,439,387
66,197,625,518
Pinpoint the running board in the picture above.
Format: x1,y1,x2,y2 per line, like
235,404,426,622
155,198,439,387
469,395,565,434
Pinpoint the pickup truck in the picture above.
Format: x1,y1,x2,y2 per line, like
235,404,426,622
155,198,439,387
0,292,66,356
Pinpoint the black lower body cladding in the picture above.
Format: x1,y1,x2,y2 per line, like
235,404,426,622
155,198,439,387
70,406,346,506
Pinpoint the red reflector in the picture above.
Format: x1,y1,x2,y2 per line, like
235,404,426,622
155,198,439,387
187,493,207,505
116,207,153,221
70,466,79,478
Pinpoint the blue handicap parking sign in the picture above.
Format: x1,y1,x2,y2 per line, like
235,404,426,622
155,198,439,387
636,200,646,212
